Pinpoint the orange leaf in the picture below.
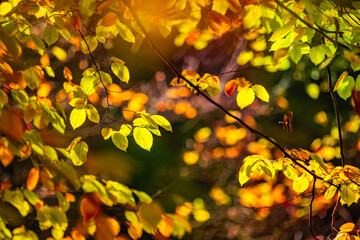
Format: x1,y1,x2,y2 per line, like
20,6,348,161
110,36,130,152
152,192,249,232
106,217,121,236
71,229,86,240
63,66,73,82
0,140,14,167
340,222,355,233
0,108,24,143
127,222,143,240
80,194,101,222
1,182,12,192
224,79,238,96
65,193,76,202
157,214,173,238
101,12,118,27
27,167,40,191
71,14,81,31
37,81,52,98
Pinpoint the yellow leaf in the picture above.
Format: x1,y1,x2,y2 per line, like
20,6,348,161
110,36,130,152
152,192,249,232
292,174,310,193
334,71,349,92
52,46,67,61
251,84,269,102
128,222,143,240
237,50,254,66
70,108,87,130
236,86,255,109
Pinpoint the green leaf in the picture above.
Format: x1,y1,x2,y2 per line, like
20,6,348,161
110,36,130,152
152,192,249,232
37,205,68,234
30,33,46,55
282,163,298,180
99,71,112,84
289,44,302,64
24,67,40,90
11,89,29,105
111,62,130,83
70,141,88,166
80,36,98,54
44,26,59,46
324,185,337,200
355,75,360,91
23,189,40,206
70,108,86,130
3,189,30,217
79,0,95,17
85,104,100,123
132,189,152,204
292,174,310,193
106,180,135,206
111,132,128,151
56,191,70,212
133,127,153,151
236,87,255,110
57,160,81,190
311,153,328,172
69,98,85,108
116,22,135,43
309,45,325,65
150,115,172,132
81,175,111,205
269,38,291,51
269,25,294,42
334,71,349,91
337,76,355,100
251,84,269,102
80,75,98,95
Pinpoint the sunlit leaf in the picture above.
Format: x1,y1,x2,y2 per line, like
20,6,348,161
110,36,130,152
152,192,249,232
251,84,269,102
133,127,153,151
269,25,294,42
340,184,357,206
324,185,337,200
52,46,67,61
334,71,349,91
111,62,130,83
111,132,128,151
339,222,355,233
70,108,87,130
80,75,98,95
70,141,88,166
150,115,172,132
236,86,255,109
337,76,355,100
292,174,310,193
116,22,135,43
309,45,325,65
80,36,98,54
85,104,100,123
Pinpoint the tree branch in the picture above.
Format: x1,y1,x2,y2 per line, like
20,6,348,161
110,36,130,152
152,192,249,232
309,178,320,240
326,66,345,167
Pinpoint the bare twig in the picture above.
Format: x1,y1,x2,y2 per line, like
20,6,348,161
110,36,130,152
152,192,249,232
78,29,110,139
326,66,345,167
331,195,341,233
309,178,320,240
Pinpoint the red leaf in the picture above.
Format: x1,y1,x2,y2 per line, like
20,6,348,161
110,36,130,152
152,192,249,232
224,79,238,96
71,14,81,32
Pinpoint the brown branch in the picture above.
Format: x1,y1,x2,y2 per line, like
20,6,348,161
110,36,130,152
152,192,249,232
326,66,345,167
331,195,341,233
309,178,320,240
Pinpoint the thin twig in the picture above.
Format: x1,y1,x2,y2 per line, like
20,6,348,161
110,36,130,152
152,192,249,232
309,178,320,240
78,29,110,139
326,66,345,167
331,195,341,233
123,0,324,181
272,0,353,50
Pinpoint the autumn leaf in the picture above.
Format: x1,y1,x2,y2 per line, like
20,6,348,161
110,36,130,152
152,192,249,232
71,14,81,31
27,168,40,191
